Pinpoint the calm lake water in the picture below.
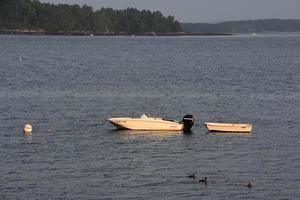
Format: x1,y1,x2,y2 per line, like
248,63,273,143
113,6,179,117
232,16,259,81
0,34,299,199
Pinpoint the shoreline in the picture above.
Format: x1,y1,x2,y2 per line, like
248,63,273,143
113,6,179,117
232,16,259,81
0,29,232,36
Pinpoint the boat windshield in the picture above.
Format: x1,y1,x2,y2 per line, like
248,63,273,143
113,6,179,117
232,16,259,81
162,118,175,122
140,114,149,118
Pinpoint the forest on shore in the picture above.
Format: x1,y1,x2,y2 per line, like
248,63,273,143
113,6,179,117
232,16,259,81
1,0,298,35
0,0,182,35
181,19,300,33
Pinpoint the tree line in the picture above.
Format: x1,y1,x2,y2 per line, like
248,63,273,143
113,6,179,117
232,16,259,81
181,19,300,33
0,0,182,34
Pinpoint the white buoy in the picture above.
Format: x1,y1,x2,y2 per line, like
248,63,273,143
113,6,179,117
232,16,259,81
19,56,23,62
23,124,32,134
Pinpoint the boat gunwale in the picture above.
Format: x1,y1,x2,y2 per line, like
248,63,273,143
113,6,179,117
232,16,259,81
108,118,181,125
205,122,252,127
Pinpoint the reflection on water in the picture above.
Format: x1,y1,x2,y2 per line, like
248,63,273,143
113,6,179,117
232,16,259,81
208,132,252,137
23,132,32,137
111,129,185,139
22,134,33,143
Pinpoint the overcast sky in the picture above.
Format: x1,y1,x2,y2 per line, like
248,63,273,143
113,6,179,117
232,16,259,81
40,0,300,23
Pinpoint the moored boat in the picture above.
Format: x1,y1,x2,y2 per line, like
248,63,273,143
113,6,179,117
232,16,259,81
205,122,252,133
107,114,194,131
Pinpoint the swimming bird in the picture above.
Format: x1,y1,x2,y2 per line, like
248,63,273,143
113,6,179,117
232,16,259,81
246,182,253,188
187,173,196,179
199,177,208,184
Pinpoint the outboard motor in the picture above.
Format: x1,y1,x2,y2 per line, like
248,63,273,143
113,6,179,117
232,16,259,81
182,115,194,131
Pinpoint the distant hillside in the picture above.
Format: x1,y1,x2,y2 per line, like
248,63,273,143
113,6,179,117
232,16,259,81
0,0,182,35
181,19,300,33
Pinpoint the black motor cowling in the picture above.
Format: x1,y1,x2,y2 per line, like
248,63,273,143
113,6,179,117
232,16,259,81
182,115,194,131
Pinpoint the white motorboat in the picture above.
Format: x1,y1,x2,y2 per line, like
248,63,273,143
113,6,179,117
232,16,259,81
205,122,252,133
107,114,194,131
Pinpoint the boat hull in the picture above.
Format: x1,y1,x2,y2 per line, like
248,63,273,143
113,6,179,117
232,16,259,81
205,122,252,133
108,117,183,131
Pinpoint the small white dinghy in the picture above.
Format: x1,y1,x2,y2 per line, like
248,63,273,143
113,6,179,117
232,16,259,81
205,122,252,133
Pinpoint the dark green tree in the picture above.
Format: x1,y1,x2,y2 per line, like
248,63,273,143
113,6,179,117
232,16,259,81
0,0,182,34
